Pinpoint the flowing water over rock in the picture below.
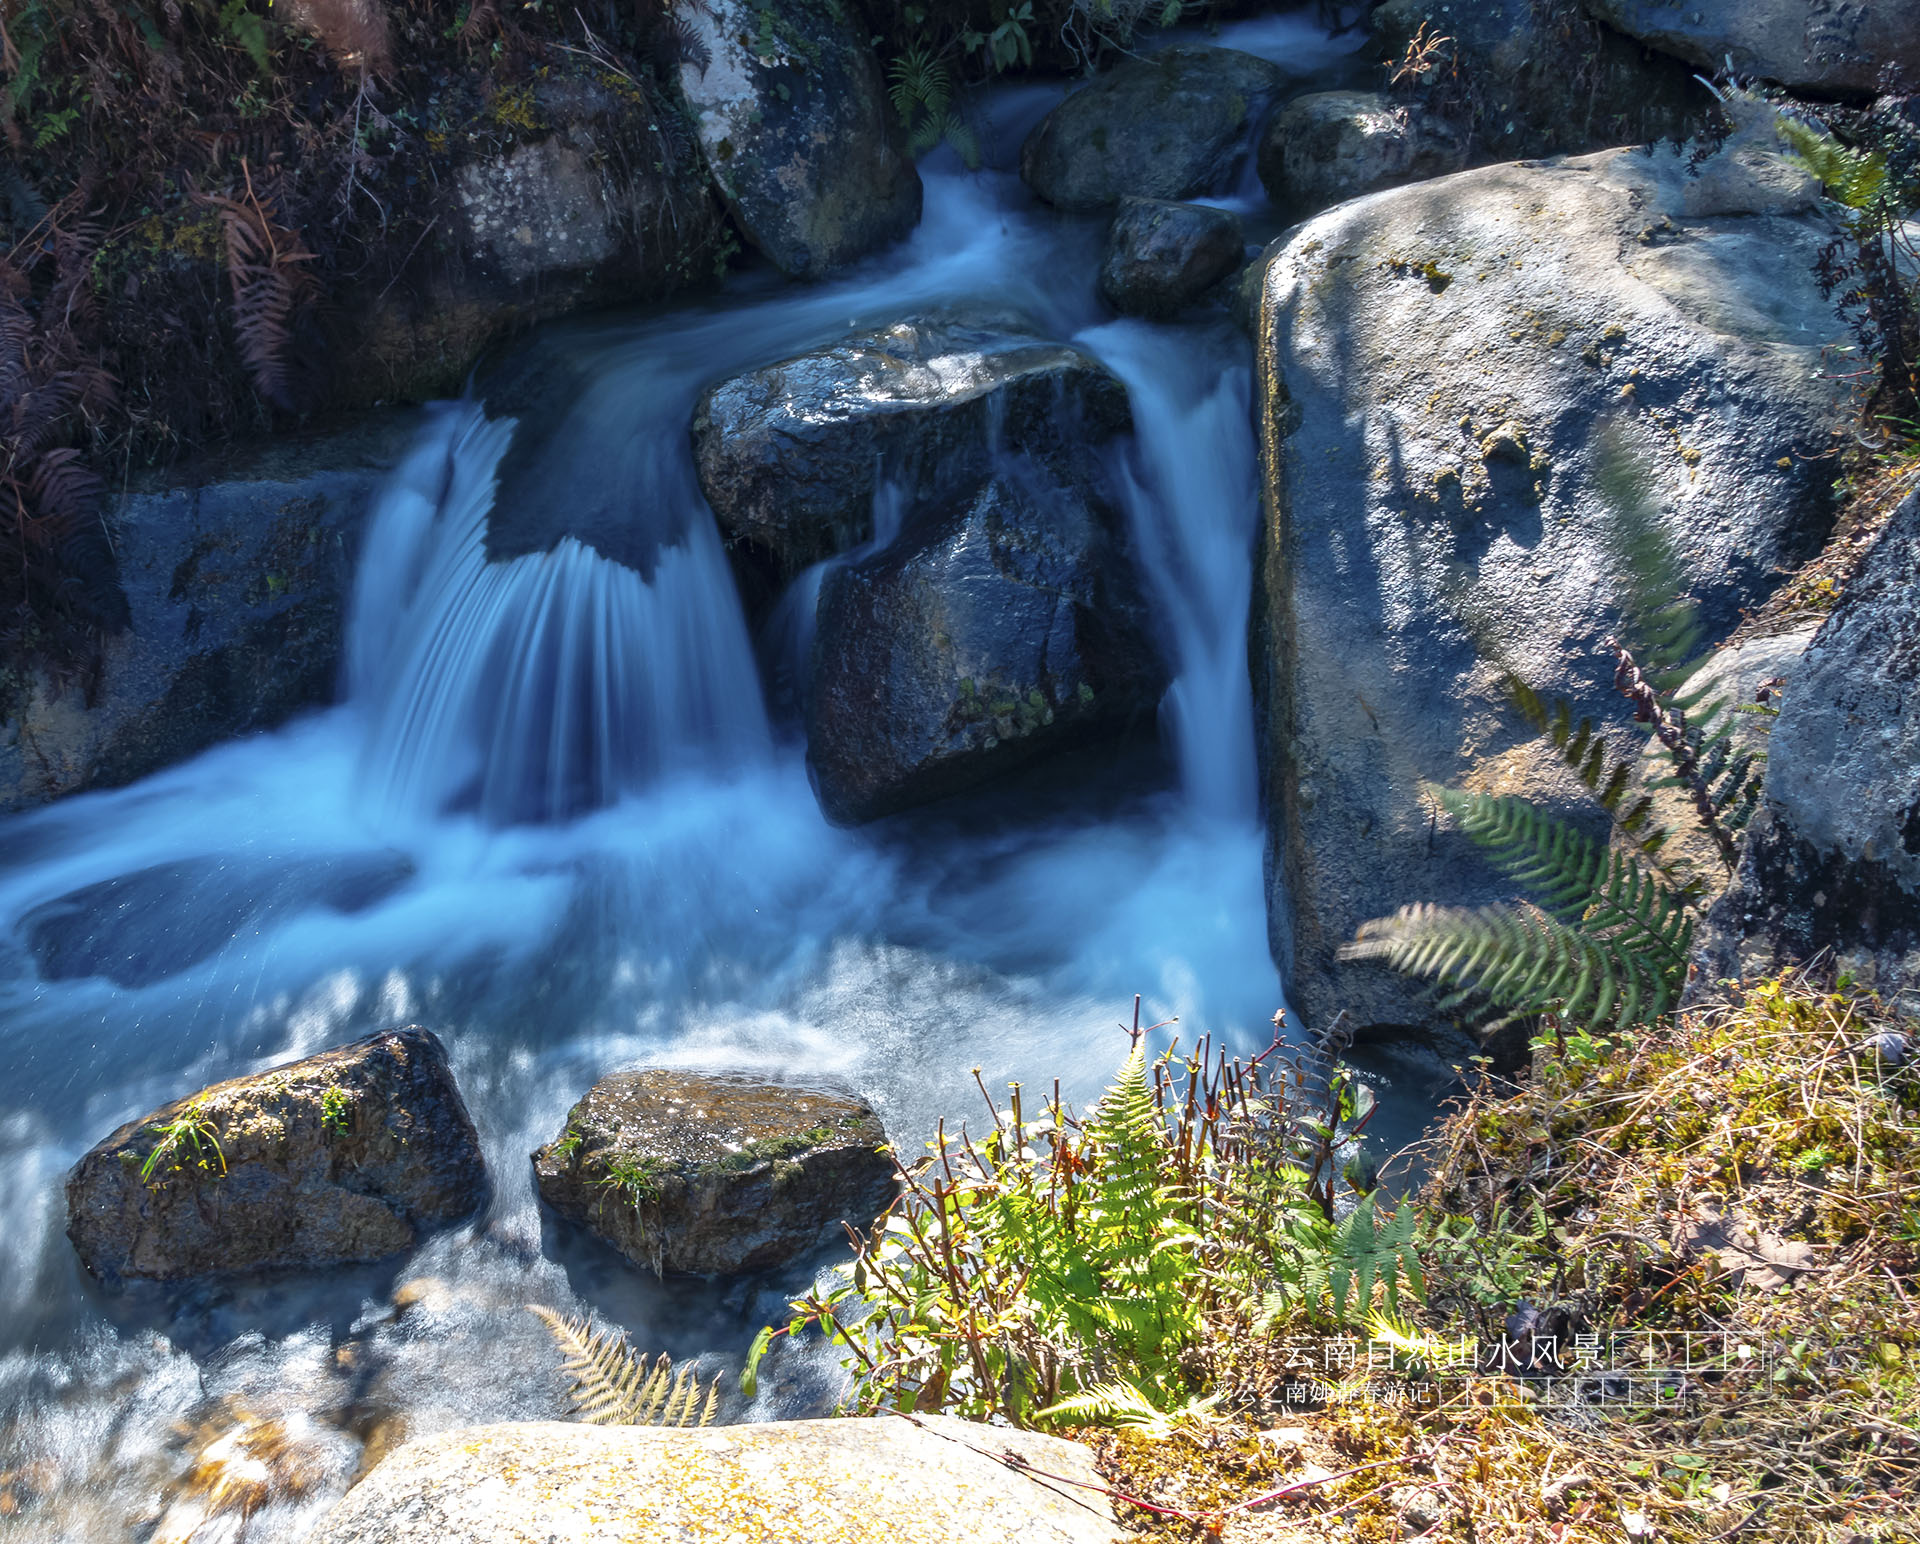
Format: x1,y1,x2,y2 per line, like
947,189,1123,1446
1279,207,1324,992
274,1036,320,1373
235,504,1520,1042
0,14,1402,1540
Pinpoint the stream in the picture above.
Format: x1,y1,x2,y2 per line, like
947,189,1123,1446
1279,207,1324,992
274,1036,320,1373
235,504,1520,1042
0,12,1450,1539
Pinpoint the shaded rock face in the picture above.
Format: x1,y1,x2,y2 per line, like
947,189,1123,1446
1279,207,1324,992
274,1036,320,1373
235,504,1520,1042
66,1028,485,1284
1256,90,1467,217
1693,491,1920,1001
0,417,417,813
1587,0,1920,96
319,1416,1122,1544
531,1069,896,1277
675,0,921,277
1370,0,1704,160
342,67,729,410
693,315,1133,597
1251,144,1848,1033
807,465,1165,824
1021,46,1285,212
1099,199,1247,319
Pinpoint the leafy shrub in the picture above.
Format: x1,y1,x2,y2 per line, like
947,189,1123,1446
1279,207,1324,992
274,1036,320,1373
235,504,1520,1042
744,1010,1420,1428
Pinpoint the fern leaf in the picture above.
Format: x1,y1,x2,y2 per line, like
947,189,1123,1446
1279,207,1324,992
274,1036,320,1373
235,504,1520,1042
529,1307,719,1427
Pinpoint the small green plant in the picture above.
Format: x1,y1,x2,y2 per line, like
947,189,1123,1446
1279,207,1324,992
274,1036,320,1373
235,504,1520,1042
742,1002,1419,1426
137,1101,228,1184
319,1086,350,1138
528,1307,722,1426
600,1154,668,1208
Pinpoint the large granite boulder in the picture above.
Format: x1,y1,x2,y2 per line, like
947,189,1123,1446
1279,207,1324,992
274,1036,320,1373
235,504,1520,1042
66,1028,485,1284
318,1416,1122,1544
808,464,1165,824
693,314,1133,595
1693,489,1920,999
1021,46,1285,212
674,0,921,277
1099,198,1246,319
1256,90,1467,217
0,417,415,812
532,1069,896,1277
1587,0,1920,97
1251,141,1848,1033
1369,0,1703,160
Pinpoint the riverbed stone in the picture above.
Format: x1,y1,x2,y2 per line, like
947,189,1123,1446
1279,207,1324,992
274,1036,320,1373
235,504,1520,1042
807,464,1164,824
1586,0,1920,97
1021,46,1285,212
1099,198,1246,318
1256,90,1466,216
674,0,921,277
65,1027,486,1284
1692,489,1920,1001
1251,140,1849,1033
532,1069,896,1276
693,314,1133,595
318,1415,1123,1544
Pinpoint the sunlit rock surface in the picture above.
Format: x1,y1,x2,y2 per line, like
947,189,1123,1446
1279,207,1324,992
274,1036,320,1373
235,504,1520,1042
1588,0,1920,96
319,1417,1123,1544
532,1069,895,1276
66,1027,485,1283
1256,90,1466,218
694,313,1133,592
1251,138,1849,1032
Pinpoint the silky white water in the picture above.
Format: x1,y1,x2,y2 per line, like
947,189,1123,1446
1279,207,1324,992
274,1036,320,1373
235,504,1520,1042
0,12,1403,1538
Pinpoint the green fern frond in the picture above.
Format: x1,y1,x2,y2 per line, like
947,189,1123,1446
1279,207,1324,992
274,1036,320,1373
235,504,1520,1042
1777,116,1890,215
529,1307,722,1427
1035,1379,1221,1435
1507,680,1672,861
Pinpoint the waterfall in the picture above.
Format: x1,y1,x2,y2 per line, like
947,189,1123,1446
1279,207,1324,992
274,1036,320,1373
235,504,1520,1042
348,402,772,825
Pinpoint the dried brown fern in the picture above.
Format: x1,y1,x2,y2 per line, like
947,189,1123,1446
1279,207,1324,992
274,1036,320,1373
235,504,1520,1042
527,1306,724,1428
278,0,393,75
198,161,318,412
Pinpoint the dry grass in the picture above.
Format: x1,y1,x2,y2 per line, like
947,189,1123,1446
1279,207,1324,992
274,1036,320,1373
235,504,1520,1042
1088,972,1920,1542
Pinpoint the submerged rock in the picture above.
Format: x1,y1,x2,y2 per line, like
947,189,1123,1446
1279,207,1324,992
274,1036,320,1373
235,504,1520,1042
531,1069,895,1277
1021,46,1284,212
65,1028,485,1284
807,466,1164,824
1256,90,1466,216
1693,489,1920,999
1587,0,1920,96
319,1416,1122,1544
1099,198,1246,319
693,314,1132,594
674,0,921,276
1251,143,1848,1032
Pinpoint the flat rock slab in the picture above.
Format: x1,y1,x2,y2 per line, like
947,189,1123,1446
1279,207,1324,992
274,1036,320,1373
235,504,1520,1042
66,1027,485,1283
317,1416,1122,1543
532,1069,896,1276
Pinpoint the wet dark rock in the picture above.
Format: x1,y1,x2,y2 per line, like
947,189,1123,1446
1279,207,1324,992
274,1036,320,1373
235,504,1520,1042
1692,489,1920,1000
1251,145,1847,1033
693,315,1133,594
675,0,921,276
1256,90,1467,216
1369,0,1703,159
65,1028,486,1285
531,1069,896,1277
1020,46,1285,212
807,464,1165,824
1099,199,1246,319
0,417,417,813
23,852,414,990
1587,0,1920,96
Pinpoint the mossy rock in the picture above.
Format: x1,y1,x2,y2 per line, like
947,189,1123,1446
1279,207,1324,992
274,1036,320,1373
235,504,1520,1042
64,1028,486,1284
530,1069,896,1277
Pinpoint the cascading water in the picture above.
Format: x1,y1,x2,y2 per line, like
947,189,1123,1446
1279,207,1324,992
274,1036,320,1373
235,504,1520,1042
0,12,1413,1541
